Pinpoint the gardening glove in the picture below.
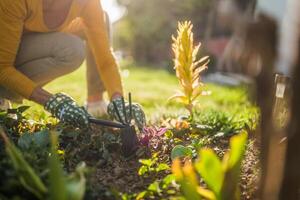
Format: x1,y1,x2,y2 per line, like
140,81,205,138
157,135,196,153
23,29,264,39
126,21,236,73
107,97,146,129
44,93,90,129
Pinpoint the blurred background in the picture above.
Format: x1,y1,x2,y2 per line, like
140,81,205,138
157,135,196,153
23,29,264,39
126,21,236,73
105,0,231,71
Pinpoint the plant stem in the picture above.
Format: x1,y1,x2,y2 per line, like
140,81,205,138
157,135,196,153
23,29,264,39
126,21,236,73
187,104,194,121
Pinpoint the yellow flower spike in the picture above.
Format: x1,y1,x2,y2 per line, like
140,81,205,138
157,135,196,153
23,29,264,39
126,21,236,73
169,21,209,117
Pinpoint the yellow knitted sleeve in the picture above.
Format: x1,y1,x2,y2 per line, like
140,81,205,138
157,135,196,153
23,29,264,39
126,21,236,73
0,0,37,98
81,0,123,98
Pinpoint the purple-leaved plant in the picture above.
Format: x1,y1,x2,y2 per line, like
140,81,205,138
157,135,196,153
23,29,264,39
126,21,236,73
139,126,168,148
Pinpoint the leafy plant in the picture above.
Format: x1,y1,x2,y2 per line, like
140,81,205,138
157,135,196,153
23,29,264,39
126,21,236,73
190,108,258,137
18,130,50,150
0,106,48,138
0,128,87,200
172,132,248,200
135,175,176,200
49,132,87,200
0,128,47,199
172,159,206,200
169,21,209,118
139,126,168,149
171,145,193,160
138,153,170,176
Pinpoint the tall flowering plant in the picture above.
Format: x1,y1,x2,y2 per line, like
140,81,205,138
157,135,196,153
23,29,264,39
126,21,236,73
169,21,209,118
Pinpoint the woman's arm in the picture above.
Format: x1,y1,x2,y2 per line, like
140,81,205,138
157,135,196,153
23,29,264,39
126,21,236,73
80,0,123,99
0,0,56,106
29,87,53,105
0,0,39,99
0,0,91,129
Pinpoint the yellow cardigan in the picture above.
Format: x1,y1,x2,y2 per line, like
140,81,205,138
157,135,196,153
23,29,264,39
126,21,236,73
0,0,123,99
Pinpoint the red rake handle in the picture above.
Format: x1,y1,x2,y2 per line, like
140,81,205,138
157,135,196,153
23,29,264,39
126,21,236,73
89,118,126,129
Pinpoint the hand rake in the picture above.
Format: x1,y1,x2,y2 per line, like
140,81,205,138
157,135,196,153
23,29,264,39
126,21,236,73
89,93,139,157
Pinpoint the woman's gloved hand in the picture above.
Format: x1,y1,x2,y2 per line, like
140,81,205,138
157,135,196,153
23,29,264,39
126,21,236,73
107,97,146,129
44,93,90,128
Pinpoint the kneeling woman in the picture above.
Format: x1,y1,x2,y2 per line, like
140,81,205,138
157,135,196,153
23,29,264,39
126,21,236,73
0,0,145,128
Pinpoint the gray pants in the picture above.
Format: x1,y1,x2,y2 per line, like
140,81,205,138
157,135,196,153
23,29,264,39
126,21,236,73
0,32,105,102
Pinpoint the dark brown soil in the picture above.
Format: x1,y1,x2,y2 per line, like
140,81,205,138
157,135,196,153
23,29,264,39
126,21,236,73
63,125,260,200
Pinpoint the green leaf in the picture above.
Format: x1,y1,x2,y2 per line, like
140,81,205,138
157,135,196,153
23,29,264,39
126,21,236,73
17,106,30,113
7,108,19,114
194,149,223,196
162,174,176,189
180,161,202,200
138,165,148,176
0,129,47,199
18,133,33,150
221,132,248,200
49,132,67,200
156,163,170,172
147,181,161,194
197,187,216,200
66,162,87,200
49,132,87,200
18,130,50,150
171,145,193,160
226,132,248,169
33,130,50,148
139,159,152,166
136,191,148,200
165,130,174,138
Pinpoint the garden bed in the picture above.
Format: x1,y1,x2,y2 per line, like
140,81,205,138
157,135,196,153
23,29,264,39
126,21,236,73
0,102,259,199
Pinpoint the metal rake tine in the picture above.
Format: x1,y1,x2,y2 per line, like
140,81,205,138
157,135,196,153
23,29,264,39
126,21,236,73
113,101,125,125
121,97,128,125
129,93,132,124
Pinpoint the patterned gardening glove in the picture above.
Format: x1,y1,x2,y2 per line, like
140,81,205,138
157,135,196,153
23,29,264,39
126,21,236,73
107,97,146,129
44,93,90,129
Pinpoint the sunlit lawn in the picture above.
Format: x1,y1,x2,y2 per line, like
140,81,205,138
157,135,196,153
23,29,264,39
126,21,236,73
21,62,255,122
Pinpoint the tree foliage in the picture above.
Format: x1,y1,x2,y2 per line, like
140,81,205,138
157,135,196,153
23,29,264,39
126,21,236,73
114,0,213,65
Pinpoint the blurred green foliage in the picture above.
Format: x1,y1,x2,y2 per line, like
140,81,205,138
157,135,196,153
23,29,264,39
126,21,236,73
114,0,214,65
172,132,248,200
0,127,87,200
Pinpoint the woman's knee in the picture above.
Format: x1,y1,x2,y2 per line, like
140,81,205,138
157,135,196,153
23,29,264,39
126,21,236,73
52,33,86,71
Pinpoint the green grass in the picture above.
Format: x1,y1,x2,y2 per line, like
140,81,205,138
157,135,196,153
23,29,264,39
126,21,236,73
21,62,256,122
